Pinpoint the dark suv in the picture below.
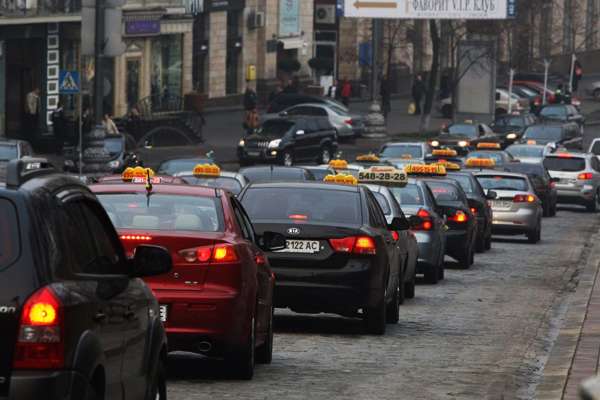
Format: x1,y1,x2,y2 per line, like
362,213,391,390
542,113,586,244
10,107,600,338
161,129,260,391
238,117,338,166
0,159,172,399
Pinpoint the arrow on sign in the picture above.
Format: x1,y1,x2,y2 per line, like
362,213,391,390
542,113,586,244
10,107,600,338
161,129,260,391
353,1,397,8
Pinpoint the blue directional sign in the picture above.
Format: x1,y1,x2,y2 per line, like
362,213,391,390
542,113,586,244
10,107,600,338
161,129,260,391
59,70,80,94
507,0,516,18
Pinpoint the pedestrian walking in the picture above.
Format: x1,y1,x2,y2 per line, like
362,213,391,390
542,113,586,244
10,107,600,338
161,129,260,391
573,60,583,93
411,74,426,115
340,79,352,107
243,83,258,111
243,108,260,136
103,113,120,136
24,87,40,139
380,78,391,120
555,83,564,104
327,79,339,99
51,101,66,155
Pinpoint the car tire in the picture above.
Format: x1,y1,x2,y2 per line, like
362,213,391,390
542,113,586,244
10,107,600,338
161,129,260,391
458,244,473,269
281,151,293,167
145,358,167,400
425,263,439,284
527,222,541,244
475,235,486,253
319,145,332,165
386,278,400,324
404,269,416,299
586,192,599,212
228,317,256,380
594,89,600,102
365,297,387,335
256,307,274,364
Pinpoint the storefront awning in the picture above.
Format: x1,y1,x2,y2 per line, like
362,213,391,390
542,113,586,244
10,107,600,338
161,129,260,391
279,37,303,50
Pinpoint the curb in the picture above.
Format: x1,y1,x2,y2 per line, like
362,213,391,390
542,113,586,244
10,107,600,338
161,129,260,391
537,230,600,399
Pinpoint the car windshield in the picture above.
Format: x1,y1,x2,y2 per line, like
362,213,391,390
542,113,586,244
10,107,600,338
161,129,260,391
468,151,504,164
427,182,463,202
523,126,562,141
0,198,19,270
0,145,17,161
104,138,124,154
180,176,243,195
498,117,526,127
96,194,223,232
380,145,423,159
540,106,567,119
372,192,391,215
241,187,361,225
514,86,538,97
158,158,212,175
389,184,425,205
543,157,586,172
477,175,529,191
507,145,544,158
448,174,474,194
447,124,478,138
241,168,310,183
257,120,294,138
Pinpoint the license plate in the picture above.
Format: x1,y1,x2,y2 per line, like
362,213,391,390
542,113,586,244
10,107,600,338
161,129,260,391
247,151,260,157
491,200,512,209
276,240,320,254
159,305,168,323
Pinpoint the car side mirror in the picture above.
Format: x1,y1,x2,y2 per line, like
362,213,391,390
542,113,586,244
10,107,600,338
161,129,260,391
486,190,498,200
388,216,410,231
131,245,173,278
259,231,286,251
295,130,305,136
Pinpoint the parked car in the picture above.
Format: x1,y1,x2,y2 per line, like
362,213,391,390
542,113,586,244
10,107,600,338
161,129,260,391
262,102,365,139
437,89,523,118
520,122,582,150
0,158,173,399
238,117,338,166
266,93,348,114
504,162,559,217
64,136,138,174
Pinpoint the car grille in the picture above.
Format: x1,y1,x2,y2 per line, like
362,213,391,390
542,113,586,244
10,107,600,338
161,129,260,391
246,140,270,149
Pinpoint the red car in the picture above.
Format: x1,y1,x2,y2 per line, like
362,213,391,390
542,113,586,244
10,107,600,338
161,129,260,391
515,80,582,107
90,180,276,379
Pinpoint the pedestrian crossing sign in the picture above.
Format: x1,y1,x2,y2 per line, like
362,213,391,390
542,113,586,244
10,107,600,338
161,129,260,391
59,71,80,94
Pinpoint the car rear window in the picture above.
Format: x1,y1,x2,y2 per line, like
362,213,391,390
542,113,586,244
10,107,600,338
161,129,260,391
543,157,586,172
523,126,562,141
507,145,544,158
242,168,310,183
241,187,361,225
540,106,567,118
389,184,424,205
448,174,474,194
372,192,391,215
380,145,423,159
305,168,333,181
477,175,529,191
96,194,223,232
0,198,19,270
505,163,545,177
0,145,17,161
426,182,463,202
181,176,243,195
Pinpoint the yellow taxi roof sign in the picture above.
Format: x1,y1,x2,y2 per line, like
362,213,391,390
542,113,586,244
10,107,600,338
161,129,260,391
329,159,349,170
466,158,496,168
193,163,220,177
123,167,155,182
477,142,501,150
527,140,537,145
432,149,458,157
358,166,408,187
356,153,380,162
323,174,358,185
405,164,447,176
435,160,461,171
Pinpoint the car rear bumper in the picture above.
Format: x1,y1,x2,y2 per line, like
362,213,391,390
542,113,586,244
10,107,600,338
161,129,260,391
414,232,440,271
3,370,88,400
556,186,595,204
491,208,538,232
153,288,248,354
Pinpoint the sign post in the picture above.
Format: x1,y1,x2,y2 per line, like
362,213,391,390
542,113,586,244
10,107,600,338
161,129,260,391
59,70,82,177
543,59,551,105
508,68,514,114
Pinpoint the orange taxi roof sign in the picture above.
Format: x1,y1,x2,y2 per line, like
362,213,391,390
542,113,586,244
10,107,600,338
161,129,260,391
432,149,458,157
466,158,496,168
477,142,501,150
323,174,358,185
405,164,447,176
193,163,220,177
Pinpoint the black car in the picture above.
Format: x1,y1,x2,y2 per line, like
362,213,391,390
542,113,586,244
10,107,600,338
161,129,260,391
0,139,34,177
447,171,495,252
504,162,558,217
430,122,497,155
239,182,414,334
238,117,338,166
240,165,315,183
537,104,585,132
64,136,137,174
490,113,538,146
520,122,582,150
0,158,172,399
422,179,478,268
266,93,347,114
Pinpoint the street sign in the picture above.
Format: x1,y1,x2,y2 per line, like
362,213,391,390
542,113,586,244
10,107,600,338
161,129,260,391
507,0,516,18
59,71,80,94
344,0,509,19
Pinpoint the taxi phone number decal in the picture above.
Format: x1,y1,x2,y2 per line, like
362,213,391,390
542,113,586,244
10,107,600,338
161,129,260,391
358,171,406,182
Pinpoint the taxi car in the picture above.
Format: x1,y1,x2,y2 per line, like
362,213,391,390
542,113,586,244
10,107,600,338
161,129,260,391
504,162,558,217
378,142,432,164
239,177,413,334
506,143,553,164
175,164,248,196
473,170,543,243
424,148,465,167
407,164,478,268
358,166,419,299
90,171,279,379
94,166,187,185
543,152,600,212
466,142,518,168
157,156,215,176
388,178,447,283
520,122,581,150
353,153,394,169
429,121,497,155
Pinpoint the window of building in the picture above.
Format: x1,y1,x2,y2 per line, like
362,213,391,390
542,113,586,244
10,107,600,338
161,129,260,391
151,35,183,106
193,13,209,93
586,0,599,50
563,0,574,54
226,11,242,95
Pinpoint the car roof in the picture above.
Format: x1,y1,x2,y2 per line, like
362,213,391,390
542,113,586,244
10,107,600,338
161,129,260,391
382,142,426,147
245,181,360,192
286,102,330,109
472,170,529,179
174,170,242,179
545,152,588,159
0,140,22,146
240,165,307,173
90,182,219,196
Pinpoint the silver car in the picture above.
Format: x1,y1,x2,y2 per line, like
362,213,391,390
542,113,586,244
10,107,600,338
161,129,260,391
506,144,553,164
543,152,600,212
378,142,432,164
262,103,365,139
474,171,543,243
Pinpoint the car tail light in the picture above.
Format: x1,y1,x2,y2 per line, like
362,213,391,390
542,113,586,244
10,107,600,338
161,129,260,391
345,119,354,126
550,182,556,189
413,209,433,231
179,244,239,264
120,235,152,241
391,231,400,241
329,236,376,255
447,210,468,223
514,194,535,203
470,207,477,215
255,254,267,266
578,173,593,180
288,214,308,220
13,287,64,369
557,153,572,158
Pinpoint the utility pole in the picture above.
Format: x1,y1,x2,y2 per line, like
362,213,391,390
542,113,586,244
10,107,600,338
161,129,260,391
371,19,382,101
94,0,105,125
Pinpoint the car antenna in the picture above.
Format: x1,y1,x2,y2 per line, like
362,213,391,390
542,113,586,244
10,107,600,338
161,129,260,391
145,169,153,207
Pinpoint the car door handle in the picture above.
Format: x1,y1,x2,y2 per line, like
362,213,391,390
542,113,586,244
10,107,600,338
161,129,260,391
93,311,107,322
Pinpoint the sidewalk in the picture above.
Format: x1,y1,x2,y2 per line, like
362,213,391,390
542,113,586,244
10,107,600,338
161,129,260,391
537,229,600,400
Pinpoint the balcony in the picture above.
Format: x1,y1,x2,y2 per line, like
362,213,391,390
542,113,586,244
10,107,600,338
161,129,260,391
0,0,81,18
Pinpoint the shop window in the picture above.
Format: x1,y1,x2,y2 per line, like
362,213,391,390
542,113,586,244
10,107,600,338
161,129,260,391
126,59,141,109
151,35,183,108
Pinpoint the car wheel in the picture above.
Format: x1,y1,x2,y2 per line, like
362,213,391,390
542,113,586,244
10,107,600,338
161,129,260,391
458,244,472,269
594,89,600,102
145,358,167,400
281,151,293,167
404,269,416,299
424,263,439,284
475,235,486,253
319,146,332,164
527,222,541,244
256,307,273,364
386,278,400,324
485,233,492,251
228,317,256,380
364,296,386,335
586,192,599,212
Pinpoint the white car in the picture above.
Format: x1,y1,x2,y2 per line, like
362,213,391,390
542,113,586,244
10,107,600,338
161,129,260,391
588,138,600,159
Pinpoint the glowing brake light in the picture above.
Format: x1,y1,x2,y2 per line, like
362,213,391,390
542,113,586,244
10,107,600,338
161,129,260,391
514,194,535,203
470,207,477,215
120,235,152,241
391,231,400,241
578,173,593,180
179,244,239,264
448,210,468,223
345,119,354,126
288,214,308,220
413,209,433,231
354,237,377,254
329,236,376,255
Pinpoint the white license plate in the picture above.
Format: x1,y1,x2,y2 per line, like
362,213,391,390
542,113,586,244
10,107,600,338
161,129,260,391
247,151,260,157
276,240,320,254
491,200,512,209
159,305,168,323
